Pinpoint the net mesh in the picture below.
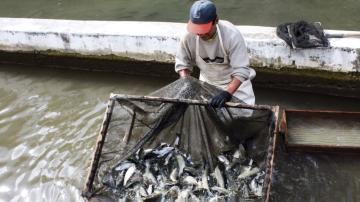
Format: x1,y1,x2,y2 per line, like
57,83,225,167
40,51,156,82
84,77,276,201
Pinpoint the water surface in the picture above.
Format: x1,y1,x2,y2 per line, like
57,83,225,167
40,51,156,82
1,0,359,30
0,65,171,201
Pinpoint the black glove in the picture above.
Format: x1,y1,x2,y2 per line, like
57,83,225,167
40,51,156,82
210,91,232,108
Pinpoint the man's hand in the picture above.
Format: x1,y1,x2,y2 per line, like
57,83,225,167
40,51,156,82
179,69,190,77
210,90,232,108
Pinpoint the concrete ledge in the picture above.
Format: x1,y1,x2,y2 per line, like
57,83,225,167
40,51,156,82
0,18,359,73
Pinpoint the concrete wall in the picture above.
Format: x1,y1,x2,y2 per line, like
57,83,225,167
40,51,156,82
0,18,359,72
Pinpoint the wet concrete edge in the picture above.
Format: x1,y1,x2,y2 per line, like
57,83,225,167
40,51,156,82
0,51,359,99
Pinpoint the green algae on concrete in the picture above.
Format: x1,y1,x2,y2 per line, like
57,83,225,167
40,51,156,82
0,50,177,78
253,66,360,98
1,49,358,80
254,66,360,82
36,49,174,63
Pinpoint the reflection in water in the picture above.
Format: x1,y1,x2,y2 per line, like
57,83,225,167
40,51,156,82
0,64,360,201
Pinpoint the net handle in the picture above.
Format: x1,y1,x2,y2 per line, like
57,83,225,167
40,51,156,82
111,93,272,110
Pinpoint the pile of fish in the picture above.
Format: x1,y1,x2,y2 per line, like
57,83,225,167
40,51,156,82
101,142,265,201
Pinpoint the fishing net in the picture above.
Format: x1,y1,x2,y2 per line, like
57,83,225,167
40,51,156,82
276,20,329,49
83,77,277,202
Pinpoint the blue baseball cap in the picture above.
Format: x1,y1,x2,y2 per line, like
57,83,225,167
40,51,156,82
187,0,217,34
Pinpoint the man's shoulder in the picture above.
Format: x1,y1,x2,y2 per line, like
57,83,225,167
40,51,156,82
219,20,242,39
219,20,239,32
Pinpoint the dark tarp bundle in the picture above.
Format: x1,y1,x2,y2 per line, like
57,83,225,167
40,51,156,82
276,20,329,49
85,77,275,201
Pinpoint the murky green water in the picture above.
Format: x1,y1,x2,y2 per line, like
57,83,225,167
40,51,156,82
0,65,172,201
1,0,360,30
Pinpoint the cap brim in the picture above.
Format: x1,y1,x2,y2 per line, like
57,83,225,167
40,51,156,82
187,20,212,35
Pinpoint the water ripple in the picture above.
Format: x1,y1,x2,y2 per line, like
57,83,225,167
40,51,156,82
11,144,28,161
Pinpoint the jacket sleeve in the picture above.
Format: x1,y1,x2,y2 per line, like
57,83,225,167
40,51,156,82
228,31,252,82
175,34,195,73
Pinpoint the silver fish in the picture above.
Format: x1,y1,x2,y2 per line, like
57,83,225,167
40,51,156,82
134,187,142,201
175,189,190,202
218,155,230,166
144,148,153,155
199,168,209,190
164,181,178,187
183,176,198,185
237,167,260,180
159,142,168,147
170,168,178,182
123,165,136,186
115,171,125,187
235,144,246,159
250,171,265,196
125,172,142,188
156,175,167,189
144,161,157,185
211,186,231,195
256,171,265,180
164,152,173,166
217,155,230,170
185,155,194,166
114,162,135,172
135,148,143,160
232,149,241,159
250,177,262,197
156,174,164,182
147,184,154,195
173,136,180,147
154,146,174,158
183,166,197,176
176,154,185,176
213,166,225,188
